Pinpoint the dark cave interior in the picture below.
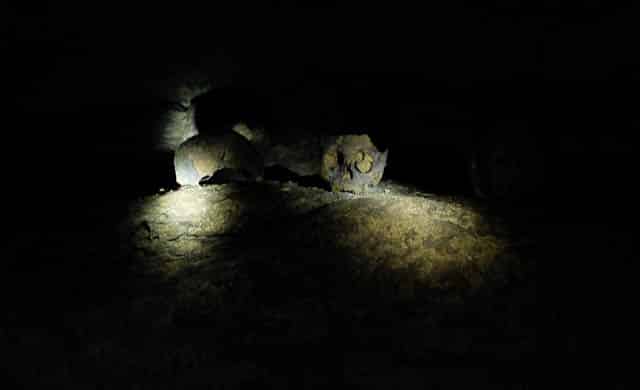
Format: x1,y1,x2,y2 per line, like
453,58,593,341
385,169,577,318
2,2,638,388
4,2,636,212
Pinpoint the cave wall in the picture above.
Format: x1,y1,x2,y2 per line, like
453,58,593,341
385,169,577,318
6,3,636,204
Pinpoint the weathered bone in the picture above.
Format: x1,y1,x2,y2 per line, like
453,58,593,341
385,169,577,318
320,135,388,193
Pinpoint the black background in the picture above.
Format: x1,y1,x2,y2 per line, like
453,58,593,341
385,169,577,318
2,2,638,385
3,2,637,204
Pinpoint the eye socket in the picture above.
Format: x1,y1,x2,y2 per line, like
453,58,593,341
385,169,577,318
337,151,345,166
355,152,374,173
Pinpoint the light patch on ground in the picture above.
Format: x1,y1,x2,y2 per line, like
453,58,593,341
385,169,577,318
120,180,516,297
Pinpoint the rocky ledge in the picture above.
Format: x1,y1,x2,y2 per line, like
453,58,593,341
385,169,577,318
121,180,517,297
4,180,534,387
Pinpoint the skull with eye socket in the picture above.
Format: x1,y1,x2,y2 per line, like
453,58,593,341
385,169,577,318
320,134,388,193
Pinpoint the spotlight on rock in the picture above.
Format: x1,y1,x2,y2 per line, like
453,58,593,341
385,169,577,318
174,132,264,186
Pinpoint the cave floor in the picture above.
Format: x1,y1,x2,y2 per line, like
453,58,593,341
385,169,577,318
2,179,549,388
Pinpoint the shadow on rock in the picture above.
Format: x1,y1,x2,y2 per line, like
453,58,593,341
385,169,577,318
3,180,536,387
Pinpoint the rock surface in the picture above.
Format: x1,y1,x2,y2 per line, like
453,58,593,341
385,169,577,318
120,181,515,297
174,132,264,186
4,179,536,387
152,103,199,153
149,70,218,153
263,129,329,177
231,122,270,159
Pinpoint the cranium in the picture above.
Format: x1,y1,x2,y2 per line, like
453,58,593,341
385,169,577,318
320,134,388,193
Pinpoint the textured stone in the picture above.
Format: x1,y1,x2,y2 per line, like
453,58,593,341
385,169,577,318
147,66,224,106
264,130,328,177
164,70,213,107
119,180,514,297
5,180,532,386
174,132,264,186
231,122,270,159
320,134,388,193
148,68,228,153
152,103,198,153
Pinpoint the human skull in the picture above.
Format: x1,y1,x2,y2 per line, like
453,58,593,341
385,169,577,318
320,134,388,193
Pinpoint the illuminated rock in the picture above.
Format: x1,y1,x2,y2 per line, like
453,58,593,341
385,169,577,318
231,122,270,160
162,70,213,107
294,195,512,295
320,134,388,193
174,132,264,186
119,180,515,297
150,70,217,153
